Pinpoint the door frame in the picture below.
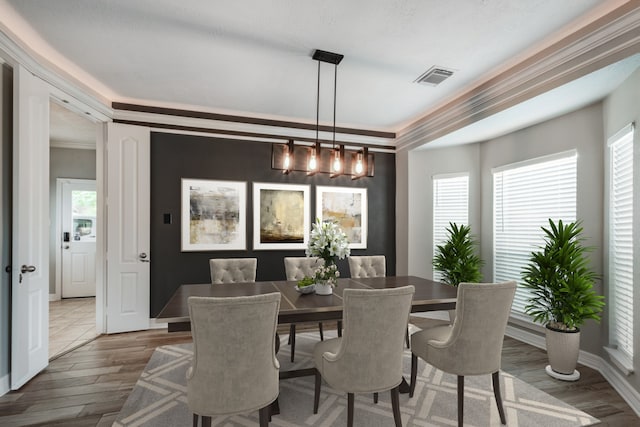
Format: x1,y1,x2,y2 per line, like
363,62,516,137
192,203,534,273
54,178,97,300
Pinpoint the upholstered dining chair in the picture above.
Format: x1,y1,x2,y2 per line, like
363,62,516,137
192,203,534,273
313,286,415,427
409,281,517,427
284,257,327,362
347,254,428,348
347,255,386,278
187,292,281,427
209,258,257,284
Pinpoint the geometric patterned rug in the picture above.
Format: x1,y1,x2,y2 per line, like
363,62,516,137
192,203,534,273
114,332,599,427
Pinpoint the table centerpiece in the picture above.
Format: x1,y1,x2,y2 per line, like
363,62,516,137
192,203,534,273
306,218,350,295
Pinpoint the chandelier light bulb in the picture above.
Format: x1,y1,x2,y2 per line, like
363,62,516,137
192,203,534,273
355,153,364,175
283,152,291,170
308,152,317,171
333,150,341,172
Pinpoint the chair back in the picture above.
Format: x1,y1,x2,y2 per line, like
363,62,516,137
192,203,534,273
186,293,281,416
284,257,324,281
317,286,414,392
429,281,516,375
209,258,257,284
348,255,386,278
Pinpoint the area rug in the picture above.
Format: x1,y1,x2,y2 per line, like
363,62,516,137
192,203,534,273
114,332,598,426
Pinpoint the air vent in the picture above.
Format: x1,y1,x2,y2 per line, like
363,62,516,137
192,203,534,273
415,66,454,86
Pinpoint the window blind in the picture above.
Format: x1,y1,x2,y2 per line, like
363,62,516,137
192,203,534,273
609,124,634,361
433,174,469,281
493,152,577,316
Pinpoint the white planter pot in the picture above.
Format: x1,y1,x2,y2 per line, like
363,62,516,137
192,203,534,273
315,281,333,295
545,325,581,380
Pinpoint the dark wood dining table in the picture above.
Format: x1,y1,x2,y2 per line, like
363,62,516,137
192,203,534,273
156,275,457,332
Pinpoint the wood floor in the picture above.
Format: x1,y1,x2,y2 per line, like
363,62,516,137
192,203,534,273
0,318,637,426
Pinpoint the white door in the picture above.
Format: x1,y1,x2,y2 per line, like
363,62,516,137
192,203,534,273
11,65,50,389
61,179,96,298
106,122,150,333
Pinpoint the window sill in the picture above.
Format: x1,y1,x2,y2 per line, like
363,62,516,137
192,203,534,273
603,347,634,376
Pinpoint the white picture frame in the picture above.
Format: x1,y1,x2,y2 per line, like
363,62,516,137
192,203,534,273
181,178,247,251
316,186,368,249
253,182,310,250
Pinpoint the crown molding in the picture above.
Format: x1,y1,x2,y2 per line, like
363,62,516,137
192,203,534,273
397,3,640,151
0,28,113,121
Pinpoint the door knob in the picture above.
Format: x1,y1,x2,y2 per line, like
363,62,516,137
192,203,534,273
20,265,36,273
139,253,150,263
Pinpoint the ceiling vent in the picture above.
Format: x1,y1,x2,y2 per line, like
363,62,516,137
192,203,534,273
415,66,454,86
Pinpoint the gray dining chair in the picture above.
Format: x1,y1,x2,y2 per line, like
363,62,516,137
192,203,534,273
284,257,327,362
409,281,516,427
313,286,415,427
187,292,281,427
209,258,257,284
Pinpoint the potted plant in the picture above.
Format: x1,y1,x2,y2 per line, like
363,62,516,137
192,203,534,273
433,222,483,323
306,218,350,295
433,222,483,286
521,219,605,381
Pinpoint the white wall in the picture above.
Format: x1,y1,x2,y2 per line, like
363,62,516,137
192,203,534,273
406,144,481,279
602,66,640,392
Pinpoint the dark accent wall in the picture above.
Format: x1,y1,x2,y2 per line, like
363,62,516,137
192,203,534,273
150,132,396,316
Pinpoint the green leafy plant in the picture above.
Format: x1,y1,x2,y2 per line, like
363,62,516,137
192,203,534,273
521,219,605,331
433,222,483,286
297,276,315,288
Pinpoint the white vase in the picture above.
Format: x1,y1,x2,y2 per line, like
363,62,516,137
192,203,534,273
315,281,333,295
545,324,581,380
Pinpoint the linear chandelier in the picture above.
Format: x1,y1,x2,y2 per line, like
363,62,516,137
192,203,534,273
272,49,374,179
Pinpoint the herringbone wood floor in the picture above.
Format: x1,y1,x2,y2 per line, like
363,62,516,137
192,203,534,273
0,318,637,426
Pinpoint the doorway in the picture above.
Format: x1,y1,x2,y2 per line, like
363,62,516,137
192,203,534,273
49,101,99,360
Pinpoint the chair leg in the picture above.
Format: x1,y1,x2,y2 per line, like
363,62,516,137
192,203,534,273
405,326,410,349
347,393,354,427
192,413,198,427
493,371,507,425
202,416,211,427
313,369,321,414
290,324,296,363
319,322,324,340
409,353,418,397
259,405,270,427
457,376,464,427
390,386,402,427
337,320,342,337
373,392,378,403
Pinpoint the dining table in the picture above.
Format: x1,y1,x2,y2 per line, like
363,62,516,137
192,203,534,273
156,275,457,396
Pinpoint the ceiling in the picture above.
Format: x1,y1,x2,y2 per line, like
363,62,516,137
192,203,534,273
1,0,637,148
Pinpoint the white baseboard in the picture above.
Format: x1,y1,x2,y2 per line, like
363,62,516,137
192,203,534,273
49,293,60,301
149,319,168,329
0,373,9,397
505,324,640,417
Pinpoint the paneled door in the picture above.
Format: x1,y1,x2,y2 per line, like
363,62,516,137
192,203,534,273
106,123,150,333
11,65,50,389
60,179,97,298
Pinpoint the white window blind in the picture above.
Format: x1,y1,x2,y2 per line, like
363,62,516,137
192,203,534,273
608,124,634,362
493,152,577,316
433,174,469,281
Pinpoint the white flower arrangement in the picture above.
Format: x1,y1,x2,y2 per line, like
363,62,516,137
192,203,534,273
306,218,350,286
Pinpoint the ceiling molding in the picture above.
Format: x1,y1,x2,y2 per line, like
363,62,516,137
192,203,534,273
396,2,640,152
0,27,113,121
112,108,397,150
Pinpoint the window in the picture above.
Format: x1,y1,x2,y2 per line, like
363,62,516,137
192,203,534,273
493,151,577,317
607,124,634,368
433,173,469,281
